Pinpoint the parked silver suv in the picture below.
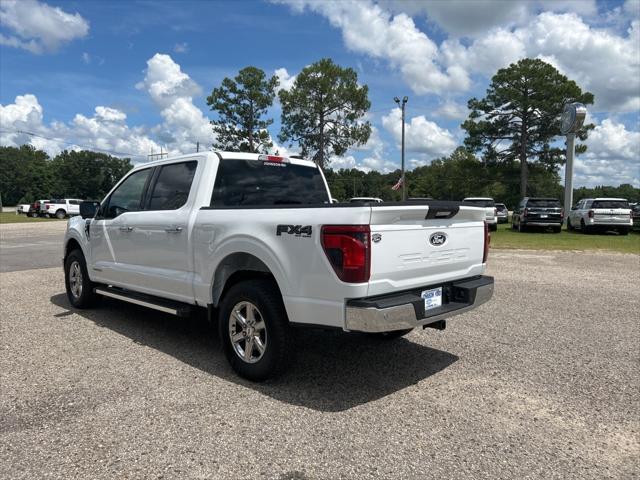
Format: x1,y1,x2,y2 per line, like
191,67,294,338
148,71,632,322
567,198,632,235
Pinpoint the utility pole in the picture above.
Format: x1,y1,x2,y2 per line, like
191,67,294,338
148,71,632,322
394,96,408,201
560,103,586,214
196,141,200,153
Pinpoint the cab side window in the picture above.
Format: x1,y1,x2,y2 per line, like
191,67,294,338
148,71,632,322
147,161,197,210
103,169,151,219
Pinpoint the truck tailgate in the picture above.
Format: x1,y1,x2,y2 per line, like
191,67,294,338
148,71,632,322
368,204,486,296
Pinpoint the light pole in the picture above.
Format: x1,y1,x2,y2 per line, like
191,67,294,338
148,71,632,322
394,96,408,201
560,103,587,214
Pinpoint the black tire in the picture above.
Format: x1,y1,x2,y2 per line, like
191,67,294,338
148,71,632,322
618,228,629,236
518,221,526,233
552,226,562,233
371,328,413,340
567,218,573,231
64,249,99,308
489,223,497,232
218,279,292,381
581,219,590,234
55,209,66,219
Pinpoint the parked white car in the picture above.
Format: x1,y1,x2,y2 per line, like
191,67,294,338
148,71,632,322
63,152,493,380
567,198,632,235
43,199,83,219
463,197,497,231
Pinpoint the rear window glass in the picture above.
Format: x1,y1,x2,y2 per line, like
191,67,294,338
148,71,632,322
496,204,507,211
591,200,629,209
148,161,197,210
527,199,561,208
463,199,495,207
211,159,329,207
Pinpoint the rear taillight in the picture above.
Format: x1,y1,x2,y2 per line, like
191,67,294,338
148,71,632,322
44,204,50,209
588,210,594,218
561,209,564,219
493,207,497,216
523,208,528,217
483,221,490,263
321,225,370,283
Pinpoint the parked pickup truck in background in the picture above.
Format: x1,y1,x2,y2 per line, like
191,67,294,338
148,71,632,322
43,199,84,219
63,152,494,380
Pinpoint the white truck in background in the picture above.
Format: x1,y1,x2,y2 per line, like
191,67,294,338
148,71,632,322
43,199,84,219
63,152,494,380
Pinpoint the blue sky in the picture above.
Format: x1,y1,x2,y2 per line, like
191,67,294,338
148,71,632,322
1,0,639,187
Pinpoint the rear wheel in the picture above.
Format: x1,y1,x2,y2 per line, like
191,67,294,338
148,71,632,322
552,226,562,233
55,209,66,219
65,249,99,308
618,228,629,236
218,279,292,381
567,218,573,231
581,219,590,234
518,221,526,233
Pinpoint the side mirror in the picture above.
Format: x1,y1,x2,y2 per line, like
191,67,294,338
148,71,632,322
80,201,100,219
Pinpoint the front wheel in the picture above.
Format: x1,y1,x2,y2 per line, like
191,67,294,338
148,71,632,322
581,219,590,234
65,250,99,308
218,279,292,381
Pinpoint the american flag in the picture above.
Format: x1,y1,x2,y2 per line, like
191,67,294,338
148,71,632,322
391,177,403,191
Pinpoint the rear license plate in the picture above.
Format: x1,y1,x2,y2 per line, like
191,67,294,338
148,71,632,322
422,287,442,311
540,214,548,218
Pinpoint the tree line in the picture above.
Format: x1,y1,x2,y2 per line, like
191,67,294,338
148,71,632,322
0,145,132,205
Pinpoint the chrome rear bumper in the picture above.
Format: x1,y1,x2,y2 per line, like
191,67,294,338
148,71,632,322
345,276,494,333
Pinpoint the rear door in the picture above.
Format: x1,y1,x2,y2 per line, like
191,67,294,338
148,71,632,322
367,203,486,296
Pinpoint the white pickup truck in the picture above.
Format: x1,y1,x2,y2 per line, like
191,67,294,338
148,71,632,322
63,152,493,380
43,198,84,219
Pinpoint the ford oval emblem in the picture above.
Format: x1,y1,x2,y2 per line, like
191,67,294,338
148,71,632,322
429,232,447,246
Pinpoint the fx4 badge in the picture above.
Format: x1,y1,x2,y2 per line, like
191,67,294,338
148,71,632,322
276,225,312,238
429,232,447,246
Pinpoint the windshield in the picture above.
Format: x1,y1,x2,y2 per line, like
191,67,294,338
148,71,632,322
463,199,495,208
527,199,561,208
211,159,330,207
591,200,629,209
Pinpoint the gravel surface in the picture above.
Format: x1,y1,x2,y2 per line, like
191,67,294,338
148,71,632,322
1,250,638,479
0,221,67,272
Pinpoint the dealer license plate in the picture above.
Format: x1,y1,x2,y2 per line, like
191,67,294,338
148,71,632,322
421,287,442,311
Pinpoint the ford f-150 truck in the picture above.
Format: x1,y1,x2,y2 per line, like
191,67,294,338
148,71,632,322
63,152,494,380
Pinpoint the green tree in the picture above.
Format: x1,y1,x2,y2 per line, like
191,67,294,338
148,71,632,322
0,145,52,205
50,150,132,200
279,58,371,168
207,66,279,153
462,58,594,197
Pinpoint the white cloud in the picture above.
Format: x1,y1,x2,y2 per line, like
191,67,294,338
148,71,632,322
0,94,161,158
81,52,91,64
173,42,188,53
571,118,640,187
0,0,89,54
277,0,470,94
137,53,214,153
274,67,297,92
434,101,469,121
382,108,457,157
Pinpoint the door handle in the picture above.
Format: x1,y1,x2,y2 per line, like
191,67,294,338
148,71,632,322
165,226,183,233
119,226,133,232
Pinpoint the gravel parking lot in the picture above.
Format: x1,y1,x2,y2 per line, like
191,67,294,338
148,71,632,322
1,232,638,479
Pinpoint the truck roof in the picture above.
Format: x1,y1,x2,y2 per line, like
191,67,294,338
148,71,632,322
134,151,317,170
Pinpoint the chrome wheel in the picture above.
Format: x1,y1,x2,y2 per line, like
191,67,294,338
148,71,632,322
228,301,267,364
69,260,83,299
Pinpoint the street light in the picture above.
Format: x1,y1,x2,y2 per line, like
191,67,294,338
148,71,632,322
394,96,408,201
